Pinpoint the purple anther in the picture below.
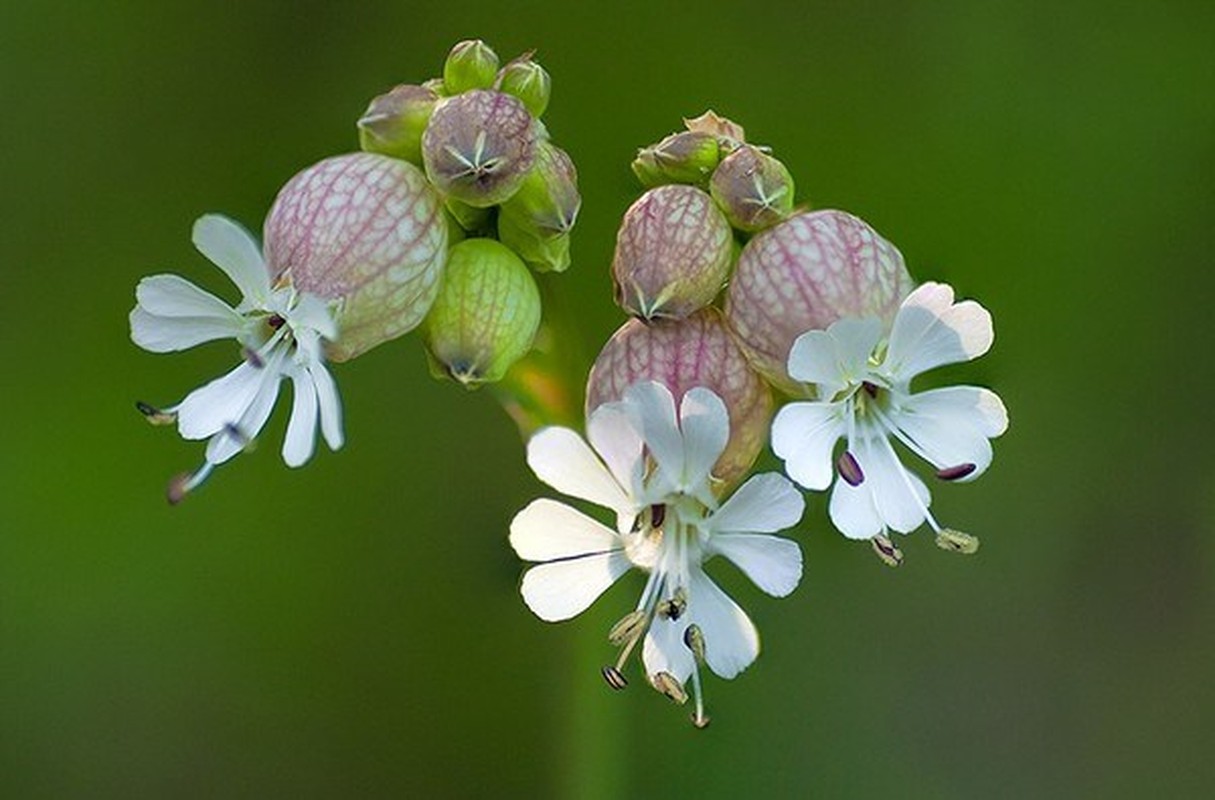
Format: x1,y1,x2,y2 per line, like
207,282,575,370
936,463,977,481
837,450,865,486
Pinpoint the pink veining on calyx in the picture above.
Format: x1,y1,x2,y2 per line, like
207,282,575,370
585,308,772,487
611,185,734,321
725,209,914,394
264,152,447,362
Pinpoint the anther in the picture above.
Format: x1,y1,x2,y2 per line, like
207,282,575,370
871,533,903,567
650,671,688,705
862,381,879,398
657,589,687,621
136,401,176,426
608,610,647,647
242,347,265,369
267,314,286,330
166,472,191,506
837,450,865,486
683,624,706,664
935,528,980,554
601,666,628,691
690,712,712,729
936,463,976,481
650,503,666,529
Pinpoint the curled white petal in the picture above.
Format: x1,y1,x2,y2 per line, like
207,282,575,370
884,282,994,382
709,533,803,598
519,553,631,622
509,499,621,562
192,214,272,308
771,401,846,491
282,365,320,468
308,361,344,451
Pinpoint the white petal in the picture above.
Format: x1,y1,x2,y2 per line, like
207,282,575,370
679,387,730,488
771,401,846,491
509,499,622,562
884,282,994,381
624,381,684,496
192,214,271,306
129,307,244,353
786,329,840,387
891,386,1006,480
828,478,884,540
707,473,805,534
688,569,760,679
709,534,803,597
827,317,884,380
527,427,632,516
290,292,338,341
308,362,344,451
175,361,266,440
858,436,930,534
281,366,319,467
642,612,696,683
135,274,240,319
204,356,284,464
586,402,644,500
518,552,631,622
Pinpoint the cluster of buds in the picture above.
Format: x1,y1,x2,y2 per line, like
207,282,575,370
358,39,580,385
132,40,578,498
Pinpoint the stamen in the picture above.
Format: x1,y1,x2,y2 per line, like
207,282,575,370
935,528,980,554
242,347,265,369
837,450,865,486
650,671,688,705
657,588,687,621
936,463,977,481
870,533,903,567
862,381,879,398
136,401,176,426
165,462,214,505
683,624,710,729
650,503,666,529
601,665,628,691
608,610,647,647
267,314,286,330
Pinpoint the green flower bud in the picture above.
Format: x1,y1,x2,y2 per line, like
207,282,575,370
356,84,438,165
725,210,914,394
264,153,447,362
497,210,572,273
497,54,551,118
500,141,580,235
422,90,538,207
631,131,720,188
710,145,795,232
585,308,772,487
442,39,500,94
612,185,734,320
423,238,541,386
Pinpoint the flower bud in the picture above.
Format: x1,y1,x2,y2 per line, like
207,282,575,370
632,131,720,188
611,185,734,320
710,145,795,232
497,210,572,273
725,210,914,394
422,90,538,207
264,153,447,362
356,84,438,165
423,238,541,386
500,141,580,235
498,55,551,118
683,110,747,151
586,308,772,487
442,39,500,94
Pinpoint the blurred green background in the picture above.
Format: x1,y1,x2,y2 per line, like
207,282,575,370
2,0,1213,796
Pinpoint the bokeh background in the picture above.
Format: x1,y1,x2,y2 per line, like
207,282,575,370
2,1,1213,796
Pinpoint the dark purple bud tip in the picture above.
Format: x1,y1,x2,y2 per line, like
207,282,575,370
936,463,977,481
837,450,865,486
601,666,628,691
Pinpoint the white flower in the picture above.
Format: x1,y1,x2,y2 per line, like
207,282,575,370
509,381,804,725
130,214,343,499
770,282,1008,548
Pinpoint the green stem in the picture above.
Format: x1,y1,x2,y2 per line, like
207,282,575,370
490,275,627,798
